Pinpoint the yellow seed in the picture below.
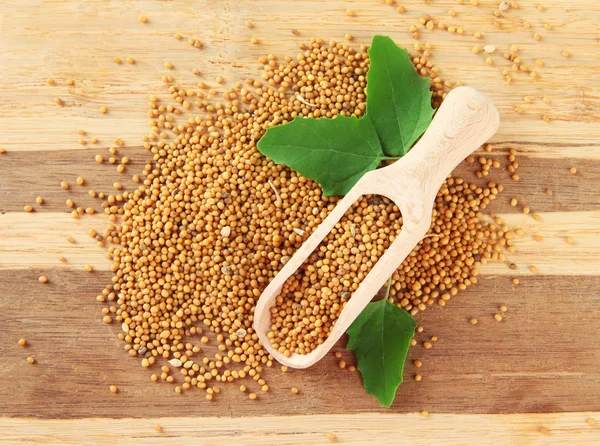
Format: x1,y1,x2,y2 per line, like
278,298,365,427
95,154,103,163
346,9,355,16
566,236,575,244
18,338,27,347
414,374,422,381
54,97,64,106
250,37,258,44
542,114,550,122
27,357,35,364
500,305,508,312
127,57,135,64
103,315,111,324
249,393,257,400
99,106,108,114
46,78,55,85
539,426,549,434
338,360,346,369
423,341,432,349
512,278,519,285
76,177,84,185
239,385,246,392
494,314,503,322
562,50,571,58
533,33,540,41
327,433,335,442
138,14,147,23
164,61,173,69
110,385,118,393
24,205,33,212
291,387,299,394
154,425,162,433
470,318,478,325
529,266,537,273
421,410,429,416
345,33,353,41
396,6,405,13
587,418,596,426
39,275,48,283
569,167,577,174
523,206,530,214
85,264,93,272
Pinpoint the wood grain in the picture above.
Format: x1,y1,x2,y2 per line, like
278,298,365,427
1,413,599,446
1,0,600,442
1,270,599,417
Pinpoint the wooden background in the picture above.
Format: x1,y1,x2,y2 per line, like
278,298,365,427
1,0,599,444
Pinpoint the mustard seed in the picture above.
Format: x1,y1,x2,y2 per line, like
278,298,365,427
39,276,48,284
27,357,35,364
494,314,503,321
470,318,478,325
110,385,118,393
18,338,27,347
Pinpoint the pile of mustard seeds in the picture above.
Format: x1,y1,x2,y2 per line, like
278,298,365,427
92,38,509,395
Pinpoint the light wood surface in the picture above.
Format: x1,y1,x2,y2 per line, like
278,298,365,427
1,413,599,446
1,0,599,443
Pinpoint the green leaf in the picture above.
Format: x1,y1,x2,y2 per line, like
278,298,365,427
346,299,417,407
365,35,435,156
257,114,385,196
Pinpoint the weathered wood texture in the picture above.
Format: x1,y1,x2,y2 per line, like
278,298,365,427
1,0,599,442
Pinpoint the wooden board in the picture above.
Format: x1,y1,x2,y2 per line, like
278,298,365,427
1,0,599,443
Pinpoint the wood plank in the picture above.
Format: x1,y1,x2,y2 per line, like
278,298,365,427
1,271,598,418
1,413,599,446
2,210,599,275
2,147,600,213
0,0,599,152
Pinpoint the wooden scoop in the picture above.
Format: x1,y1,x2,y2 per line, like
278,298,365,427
253,86,500,369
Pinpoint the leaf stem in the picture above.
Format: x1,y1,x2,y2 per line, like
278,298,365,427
382,156,402,161
384,276,392,301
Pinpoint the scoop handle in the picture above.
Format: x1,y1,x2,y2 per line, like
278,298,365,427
394,86,500,203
